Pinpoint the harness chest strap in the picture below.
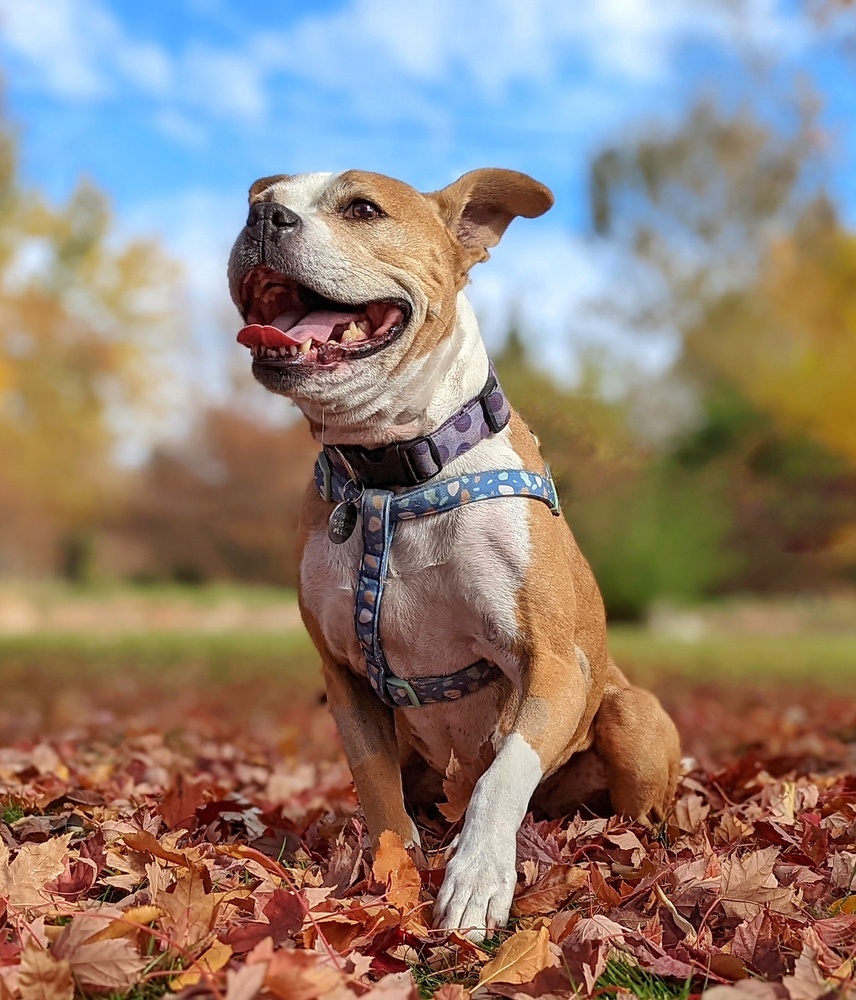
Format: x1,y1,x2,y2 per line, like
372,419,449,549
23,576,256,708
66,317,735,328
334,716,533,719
315,463,562,709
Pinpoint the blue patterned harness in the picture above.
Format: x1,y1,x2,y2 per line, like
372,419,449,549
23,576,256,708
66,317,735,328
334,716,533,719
314,459,562,709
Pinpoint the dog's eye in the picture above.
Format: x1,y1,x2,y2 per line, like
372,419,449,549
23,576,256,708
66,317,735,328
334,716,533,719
344,198,384,221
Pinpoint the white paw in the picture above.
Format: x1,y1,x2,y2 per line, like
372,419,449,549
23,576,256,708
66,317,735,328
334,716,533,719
433,839,517,942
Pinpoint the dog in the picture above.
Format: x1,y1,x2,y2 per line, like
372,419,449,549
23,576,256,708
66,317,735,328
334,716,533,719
228,168,681,940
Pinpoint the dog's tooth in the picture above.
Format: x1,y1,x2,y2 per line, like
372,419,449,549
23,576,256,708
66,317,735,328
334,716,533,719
279,346,288,357
341,322,362,343
299,339,312,354
289,344,298,356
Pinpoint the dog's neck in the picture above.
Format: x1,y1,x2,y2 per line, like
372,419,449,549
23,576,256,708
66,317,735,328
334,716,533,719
299,293,490,449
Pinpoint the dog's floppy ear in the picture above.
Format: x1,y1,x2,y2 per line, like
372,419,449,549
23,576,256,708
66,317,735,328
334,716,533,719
429,168,554,269
248,175,291,202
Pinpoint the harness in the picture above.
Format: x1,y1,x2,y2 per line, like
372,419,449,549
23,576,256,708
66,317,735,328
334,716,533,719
313,365,561,709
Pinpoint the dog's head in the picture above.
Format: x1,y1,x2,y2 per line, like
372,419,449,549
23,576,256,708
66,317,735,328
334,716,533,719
228,169,552,407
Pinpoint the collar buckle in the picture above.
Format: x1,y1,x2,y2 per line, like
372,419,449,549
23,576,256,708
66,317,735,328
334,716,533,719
396,435,442,486
478,371,505,434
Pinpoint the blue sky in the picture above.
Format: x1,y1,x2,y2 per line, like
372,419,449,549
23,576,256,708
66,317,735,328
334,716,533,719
1,0,855,398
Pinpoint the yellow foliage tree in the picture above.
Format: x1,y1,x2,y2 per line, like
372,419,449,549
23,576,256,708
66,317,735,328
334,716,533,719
687,214,856,467
0,121,182,576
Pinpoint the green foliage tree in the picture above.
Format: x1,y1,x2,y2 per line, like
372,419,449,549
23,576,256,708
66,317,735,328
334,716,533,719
588,97,856,594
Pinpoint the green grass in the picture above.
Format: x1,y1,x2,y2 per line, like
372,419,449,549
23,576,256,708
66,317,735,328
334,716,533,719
610,627,856,689
0,628,317,684
0,579,297,608
1,624,852,691
598,958,694,1000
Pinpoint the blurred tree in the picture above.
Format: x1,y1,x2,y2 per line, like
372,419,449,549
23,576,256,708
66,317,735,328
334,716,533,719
121,407,317,587
495,327,738,619
589,98,856,592
0,115,181,578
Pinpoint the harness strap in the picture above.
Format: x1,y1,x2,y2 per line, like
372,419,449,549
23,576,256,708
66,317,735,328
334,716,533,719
322,465,561,708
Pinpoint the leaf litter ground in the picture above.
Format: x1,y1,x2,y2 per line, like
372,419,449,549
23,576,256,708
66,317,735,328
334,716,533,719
0,653,855,1000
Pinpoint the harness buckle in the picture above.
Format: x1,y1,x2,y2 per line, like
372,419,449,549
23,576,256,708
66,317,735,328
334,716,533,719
386,676,422,708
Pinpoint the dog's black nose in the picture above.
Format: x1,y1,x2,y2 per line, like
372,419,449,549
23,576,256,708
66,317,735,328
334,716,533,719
246,201,300,230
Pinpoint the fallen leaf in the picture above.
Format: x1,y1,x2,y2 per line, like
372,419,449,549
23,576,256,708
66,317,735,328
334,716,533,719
122,830,195,868
17,942,73,1000
52,917,145,991
372,831,421,913
719,847,797,920
477,927,552,987
439,746,493,823
432,985,471,1000
263,947,344,1000
155,868,225,950
0,836,74,910
224,962,267,1000
159,776,211,830
171,939,233,990
512,865,587,916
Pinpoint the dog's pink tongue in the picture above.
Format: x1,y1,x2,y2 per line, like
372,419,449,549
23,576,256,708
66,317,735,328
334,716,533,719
237,309,361,348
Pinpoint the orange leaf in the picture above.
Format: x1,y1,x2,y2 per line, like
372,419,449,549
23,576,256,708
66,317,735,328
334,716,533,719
158,776,211,830
477,927,552,987
122,830,195,868
439,746,493,823
372,831,421,913
512,865,588,916
17,943,73,1000
263,948,344,1000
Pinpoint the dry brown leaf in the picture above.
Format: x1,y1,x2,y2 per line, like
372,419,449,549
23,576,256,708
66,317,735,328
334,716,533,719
158,775,210,830
359,972,420,999
155,867,225,950
512,864,587,916
719,847,797,920
477,927,552,987
0,836,74,910
432,985,472,1000
52,917,145,992
439,746,493,823
674,793,711,833
372,830,421,913
17,942,73,1000
263,948,344,1000
224,962,268,1000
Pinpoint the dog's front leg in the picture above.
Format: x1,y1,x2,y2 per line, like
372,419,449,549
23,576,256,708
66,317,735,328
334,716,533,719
322,657,419,849
434,649,589,940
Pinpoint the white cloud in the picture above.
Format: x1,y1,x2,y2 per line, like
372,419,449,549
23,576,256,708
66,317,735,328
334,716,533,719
0,0,810,133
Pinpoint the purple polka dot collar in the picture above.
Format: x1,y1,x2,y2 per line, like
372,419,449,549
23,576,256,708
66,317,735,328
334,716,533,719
321,363,511,490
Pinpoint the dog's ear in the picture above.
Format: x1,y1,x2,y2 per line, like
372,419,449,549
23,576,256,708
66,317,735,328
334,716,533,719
248,175,291,202
429,168,554,269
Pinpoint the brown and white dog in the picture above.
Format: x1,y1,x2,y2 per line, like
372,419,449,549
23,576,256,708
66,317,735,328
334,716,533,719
228,168,680,940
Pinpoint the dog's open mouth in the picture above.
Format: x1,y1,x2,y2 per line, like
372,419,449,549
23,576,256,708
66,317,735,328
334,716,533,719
236,267,410,367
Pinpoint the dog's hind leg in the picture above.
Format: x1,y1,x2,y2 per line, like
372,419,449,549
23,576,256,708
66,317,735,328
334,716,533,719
591,661,680,825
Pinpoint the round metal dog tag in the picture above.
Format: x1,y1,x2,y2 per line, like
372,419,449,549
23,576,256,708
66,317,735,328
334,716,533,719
328,501,358,544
